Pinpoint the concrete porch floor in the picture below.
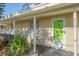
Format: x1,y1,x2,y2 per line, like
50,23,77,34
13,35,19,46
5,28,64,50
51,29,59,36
27,45,75,56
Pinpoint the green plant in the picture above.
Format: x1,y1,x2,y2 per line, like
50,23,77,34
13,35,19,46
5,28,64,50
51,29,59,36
8,35,29,55
54,20,64,48
54,20,63,41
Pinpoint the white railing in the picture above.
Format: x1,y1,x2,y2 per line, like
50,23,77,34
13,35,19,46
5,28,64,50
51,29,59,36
0,27,29,35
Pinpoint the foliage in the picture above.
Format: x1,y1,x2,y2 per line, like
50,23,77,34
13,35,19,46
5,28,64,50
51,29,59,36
54,20,63,41
22,3,41,11
0,3,5,18
22,3,32,11
8,35,29,55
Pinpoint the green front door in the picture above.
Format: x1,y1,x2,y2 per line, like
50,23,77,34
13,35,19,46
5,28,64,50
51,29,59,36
54,19,64,48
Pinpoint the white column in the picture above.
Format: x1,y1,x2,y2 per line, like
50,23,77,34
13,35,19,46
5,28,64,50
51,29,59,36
13,20,15,38
73,8,77,56
3,21,5,33
33,16,36,52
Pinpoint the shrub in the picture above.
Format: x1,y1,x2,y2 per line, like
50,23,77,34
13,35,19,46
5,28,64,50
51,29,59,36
8,35,29,55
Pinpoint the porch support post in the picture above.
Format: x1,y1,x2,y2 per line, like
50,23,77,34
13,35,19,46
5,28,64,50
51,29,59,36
73,8,77,56
33,16,36,52
13,20,15,38
3,20,5,33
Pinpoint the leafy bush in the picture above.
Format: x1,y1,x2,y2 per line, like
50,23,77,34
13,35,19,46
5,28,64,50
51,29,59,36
8,35,29,55
54,20,63,41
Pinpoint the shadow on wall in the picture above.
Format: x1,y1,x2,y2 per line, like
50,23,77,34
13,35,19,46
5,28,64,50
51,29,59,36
36,28,53,46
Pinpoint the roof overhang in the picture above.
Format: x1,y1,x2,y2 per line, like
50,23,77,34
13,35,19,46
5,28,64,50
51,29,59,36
0,3,79,23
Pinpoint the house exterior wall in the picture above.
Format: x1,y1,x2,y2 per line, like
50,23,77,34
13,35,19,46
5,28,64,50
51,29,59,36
14,13,75,52
4,13,77,53
15,20,32,47
15,20,30,34
37,13,74,53
37,16,53,47
15,20,30,29
5,22,13,33
65,13,74,52
1,4,79,54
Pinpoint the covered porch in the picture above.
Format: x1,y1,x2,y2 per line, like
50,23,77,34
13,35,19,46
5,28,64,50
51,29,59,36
0,3,79,56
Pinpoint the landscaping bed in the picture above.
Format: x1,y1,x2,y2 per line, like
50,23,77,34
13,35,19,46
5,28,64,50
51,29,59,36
0,44,79,56
0,34,29,56
0,33,78,56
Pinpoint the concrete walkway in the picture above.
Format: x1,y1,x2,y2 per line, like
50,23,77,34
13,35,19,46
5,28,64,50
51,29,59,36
27,45,74,56
37,45,74,56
